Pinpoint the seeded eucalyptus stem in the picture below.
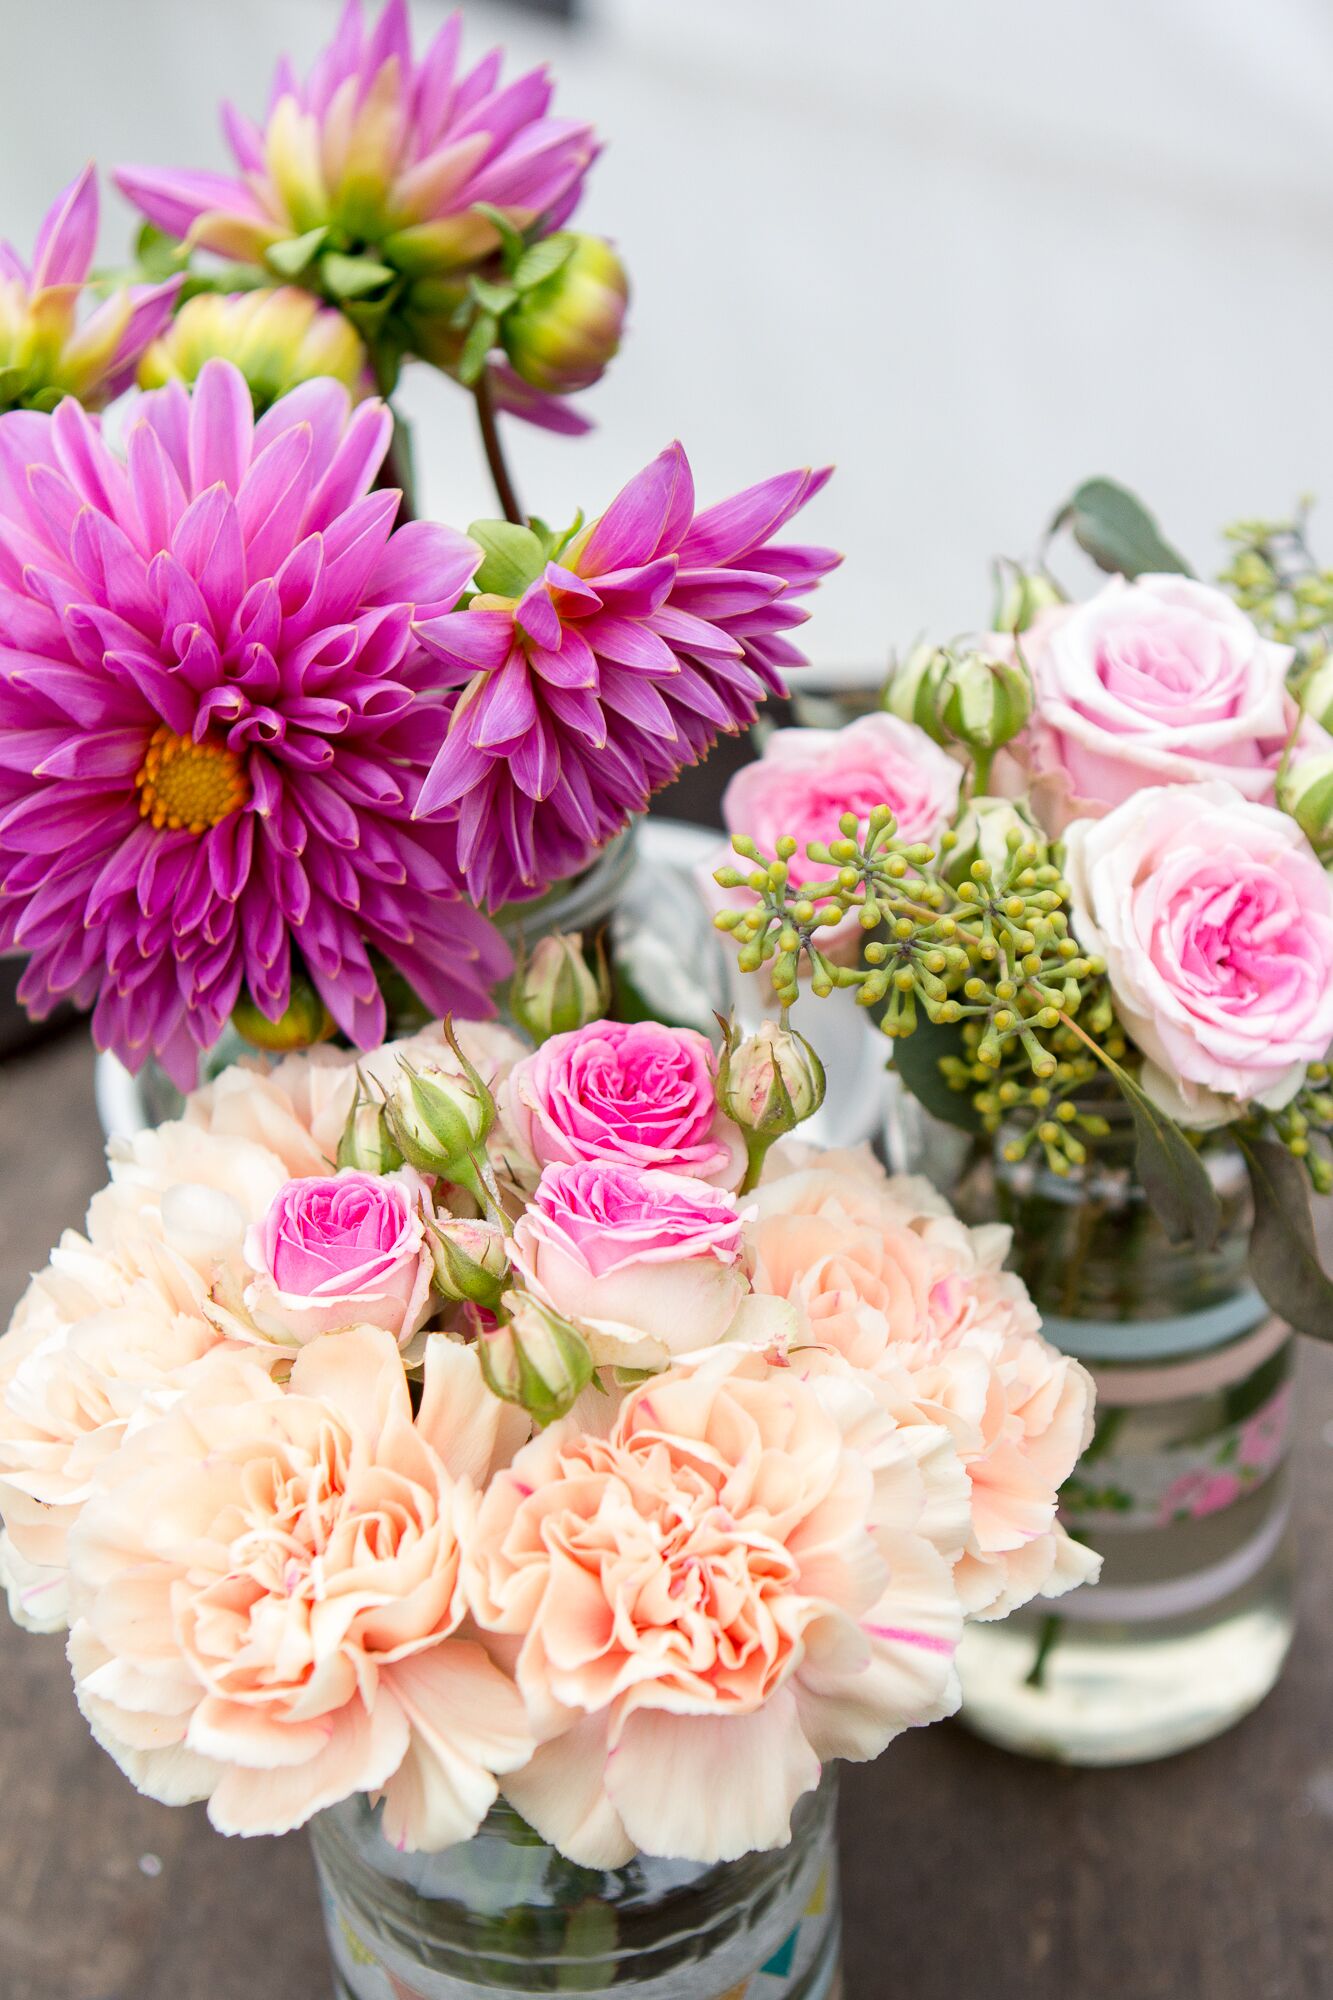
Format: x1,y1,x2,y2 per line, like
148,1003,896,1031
473,372,525,525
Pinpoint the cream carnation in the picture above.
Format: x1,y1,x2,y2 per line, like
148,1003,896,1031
467,1346,962,1867
748,1148,1097,1617
67,1328,533,1848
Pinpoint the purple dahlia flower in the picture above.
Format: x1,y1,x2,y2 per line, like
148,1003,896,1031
413,443,840,907
0,358,507,1085
116,2,598,282
0,166,180,413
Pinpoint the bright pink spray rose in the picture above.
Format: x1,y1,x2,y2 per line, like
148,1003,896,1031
242,1168,435,1345
500,1019,743,1189
509,1160,750,1365
1023,573,1317,831
1065,781,1333,1125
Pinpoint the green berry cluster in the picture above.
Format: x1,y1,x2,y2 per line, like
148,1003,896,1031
1248,1060,1333,1197
713,806,1108,1114
1220,507,1333,670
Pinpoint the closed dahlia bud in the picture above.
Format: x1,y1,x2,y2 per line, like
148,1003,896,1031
511,932,611,1044
430,1216,510,1308
480,1291,595,1425
1278,754,1333,860
231,977,336,1054
137,287,367,412
336,1089,405,1176
501,234,628,394
717,1021,826,1140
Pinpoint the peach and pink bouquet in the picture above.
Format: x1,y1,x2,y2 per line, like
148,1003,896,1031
0,999,1096,1868
712,480,1333,1343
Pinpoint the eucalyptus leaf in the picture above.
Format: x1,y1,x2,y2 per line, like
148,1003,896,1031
264,226,329,278
1237,1136,1333,1340
513,233,575,294
887,1017,983,1133
468,519,547,599
1081,1039,1221,1248
458,308,498,386
1050,477,1191,579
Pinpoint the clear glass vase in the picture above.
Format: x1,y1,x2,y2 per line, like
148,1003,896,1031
943,1112,1298,1765
309,1777,843,2000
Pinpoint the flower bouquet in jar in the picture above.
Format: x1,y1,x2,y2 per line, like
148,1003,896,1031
0,982,1098,1996
711,477,1333,1763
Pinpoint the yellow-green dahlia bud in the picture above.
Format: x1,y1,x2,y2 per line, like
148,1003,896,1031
138,287,368,412
717,1021,826,1139
1278,754,1333,861
429,1215,510,1309
231,976,336,1053
480,1290,595,1425
336,1088,405,1175
510,932,611,1045
501,234,628,394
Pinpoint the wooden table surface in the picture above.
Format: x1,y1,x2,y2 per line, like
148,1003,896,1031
1,1033,1329,2000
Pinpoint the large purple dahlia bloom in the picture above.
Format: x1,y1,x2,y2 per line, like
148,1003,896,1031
413,443,840,907
116,1,597,281
0,358,506,1085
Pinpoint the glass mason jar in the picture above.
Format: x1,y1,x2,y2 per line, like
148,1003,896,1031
310,1777,843,2000
943,1110,1298,1765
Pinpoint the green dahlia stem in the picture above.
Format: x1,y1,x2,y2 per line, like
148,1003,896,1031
473,372,525,526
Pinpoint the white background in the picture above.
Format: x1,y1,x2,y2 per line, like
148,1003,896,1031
1,0,1330,671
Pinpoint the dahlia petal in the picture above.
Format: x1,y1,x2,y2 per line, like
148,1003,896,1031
584,557,677,618
113,165,268,240
235,425,314,577
221,101,267,174
102,279,186,401
597,668,679,740
468,650,537,749
515,576,561,651
677,468,827,568
367,520,477,616
49,399,129,519
527,627,597,690
32,727,145,783
31,165,98,290
70,508,157,632
171,485,246,626
579,442,694,576
254,378,351,485
581,613,678,676
413,607,514,674
647,602,744,658
540,682,605,746
305,399,393,530
126,418,190,555
509,711,560,800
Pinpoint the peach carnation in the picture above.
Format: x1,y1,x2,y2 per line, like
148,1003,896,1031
749,1148,1098,1617
67,1327,533,1847
467,1345,962,1867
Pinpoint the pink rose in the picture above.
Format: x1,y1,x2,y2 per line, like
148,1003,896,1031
722,714,962,867
242,1169,436,1346
500,1020,743,1189
1022,574,1319,832
509,1160,750,1366
1065,782,1333,1125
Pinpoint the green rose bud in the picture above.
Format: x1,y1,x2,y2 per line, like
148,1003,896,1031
510,931,611,1044
1278,754,1333,861
992,566,1065,635
502,234,629,395
883,642,952,744
937,647,1033,755
717,1020,825,1190
479,1290,596,1425
336,1087,405,1175
1297,656,1333,735
231,976,336,1054
384,1030,496,1199
429,1215,510,1308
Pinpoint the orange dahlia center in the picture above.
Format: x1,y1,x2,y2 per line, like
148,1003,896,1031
135,726,249,834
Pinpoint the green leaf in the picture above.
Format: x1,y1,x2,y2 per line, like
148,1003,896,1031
887,1016,984,1133
135,222,191,279
1050,477,1192,579
467,519,547,599
320,251,395,301
1237,1135,1333,1339
470,276,518,316
513,233,575,294
457,308,498,386
264,226,329,278
1080,1037,1221,1248
470,201,526,272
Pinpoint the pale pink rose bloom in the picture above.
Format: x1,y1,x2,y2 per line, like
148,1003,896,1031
1064,781,1333,1125
242,1168,436,1348
509,1161,751,1368
500,1020,744,1191
710,714,963,960
748,1148,1098,1618
67,1329,533,1848
468,1347,962,1867
0,1243,230,1631
1021,574,1319,832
